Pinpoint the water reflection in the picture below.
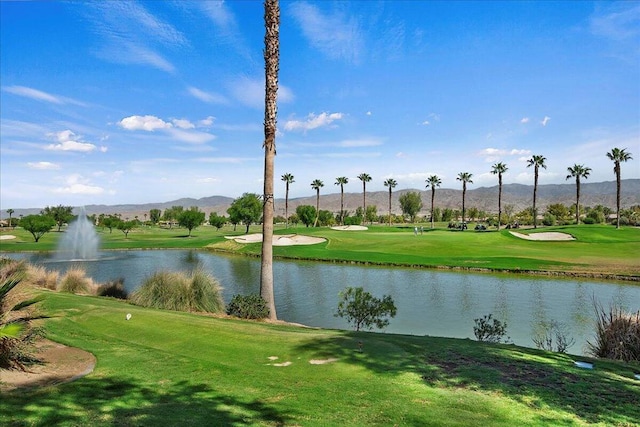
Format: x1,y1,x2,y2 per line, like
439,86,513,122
5,250,639,355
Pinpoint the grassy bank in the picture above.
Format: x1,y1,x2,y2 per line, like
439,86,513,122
2,224,639,279
2,292,639,426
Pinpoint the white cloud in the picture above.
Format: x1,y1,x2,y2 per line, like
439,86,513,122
119,115,172,131
510,149,531,156
421,120,430,126
45,130,98,152
520,117,530,123
199,116,215,127
196,177,221,184
590,3,640,41
284,112,344,131
53,174,104,195
27,161,60,170
171,119,195,129
3,86,62,104
541,116,551,126
187,86,228,104
478,147,533,163
366,111,372,116
168,128,215,144
289,1,364,63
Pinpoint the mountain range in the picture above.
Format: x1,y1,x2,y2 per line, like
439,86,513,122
3,179,639,220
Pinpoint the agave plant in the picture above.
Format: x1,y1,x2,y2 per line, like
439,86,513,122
1,262,45,369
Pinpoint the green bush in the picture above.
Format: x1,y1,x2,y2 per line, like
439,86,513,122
587,302,640,362
473,314,510,343
131,269,224,313
226,294,269,319
335,287,397,331
542,213,556,226
582,217,596,224
97,278,128,299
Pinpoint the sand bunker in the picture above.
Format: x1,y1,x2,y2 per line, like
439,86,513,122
330,225,368,231
225,233,325,246
0,235,16,240
509,231,575,241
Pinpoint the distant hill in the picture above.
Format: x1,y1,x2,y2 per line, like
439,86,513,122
3,179,638,220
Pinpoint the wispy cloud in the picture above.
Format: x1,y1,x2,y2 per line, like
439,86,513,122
27,161,60,170
337,138,381,147
284,112,344,132
2,85,86,106
187,86,228,104
541,116,551,126
520,117,530,124
289,1,364,63
590,3,640,41
477,147,532,162
81,1,187,73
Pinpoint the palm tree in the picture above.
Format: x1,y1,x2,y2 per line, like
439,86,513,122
456,172,473,228
311,179,324,227
335,176,349,225
260,0,279,320
357,173,372,224
383,178,397,226
566,164,591,225
281,173,294,227
606,148,633,229
527,155,547,229
6,209,14,229
426,175,441,229
490,162,508,230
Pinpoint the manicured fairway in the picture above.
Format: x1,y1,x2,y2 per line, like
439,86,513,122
2,224,638,279
1,292,638,426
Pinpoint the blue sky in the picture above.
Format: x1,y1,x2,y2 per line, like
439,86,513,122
1,1,638,209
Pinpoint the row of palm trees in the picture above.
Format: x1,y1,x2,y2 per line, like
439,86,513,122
280,147,634,231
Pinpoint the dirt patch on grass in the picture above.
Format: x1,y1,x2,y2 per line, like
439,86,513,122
0,339,95,392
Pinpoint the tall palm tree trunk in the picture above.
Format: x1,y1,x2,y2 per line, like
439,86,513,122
430,189,435,229
314,190,320,227
260,0,279,320
533,169,538,228
575,177,580,224
340,187,345,225
284,182,289,228
387,187,392,226
497,175,502,230
615,162,621,229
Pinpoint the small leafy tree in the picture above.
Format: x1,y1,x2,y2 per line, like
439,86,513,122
149,208,162,224
335,287,397,331
41,205,74,232
227,294,269,319
399,192,422,223
473,314,509,343
296,205,316,227
227,193,262,233
117,220,135,238
178,207,206,236
19,214,56,242
209,212,226,230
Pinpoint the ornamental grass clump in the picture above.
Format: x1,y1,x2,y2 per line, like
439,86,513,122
131,269,223,313
97,278,128,300
58,266,94,295
26,264,59,291
588,301,640,362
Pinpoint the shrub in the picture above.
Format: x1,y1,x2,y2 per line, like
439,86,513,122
335,287,397,331
473,314,510,343
587,301,640,362
58,266,94,294
582,217,596,224
542,213,556,226
26,264,59,290
131,269,224,313
532,320,575,353
227,294,269,319
97,278,128,299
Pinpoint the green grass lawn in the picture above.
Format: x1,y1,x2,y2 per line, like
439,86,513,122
2,223,639,279
2,292,639,426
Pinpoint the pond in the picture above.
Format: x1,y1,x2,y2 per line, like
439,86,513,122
8,250,640,355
